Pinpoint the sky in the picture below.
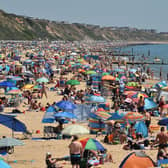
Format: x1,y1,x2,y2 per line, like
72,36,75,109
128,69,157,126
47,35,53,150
0,0,168,32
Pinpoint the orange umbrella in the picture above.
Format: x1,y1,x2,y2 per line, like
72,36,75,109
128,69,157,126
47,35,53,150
102,75,115,81
78,69,85,73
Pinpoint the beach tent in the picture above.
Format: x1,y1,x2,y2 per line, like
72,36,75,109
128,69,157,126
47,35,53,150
89,113,106,134
73,104,92,121
42,106,56,123
119,151,155,168
144,98,157,110
0,114,27,133
134,121,148,138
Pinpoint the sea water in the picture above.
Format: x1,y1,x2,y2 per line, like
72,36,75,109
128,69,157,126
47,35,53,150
119,44,168,80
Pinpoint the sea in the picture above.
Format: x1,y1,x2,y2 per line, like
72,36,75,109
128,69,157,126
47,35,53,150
118,44,168,80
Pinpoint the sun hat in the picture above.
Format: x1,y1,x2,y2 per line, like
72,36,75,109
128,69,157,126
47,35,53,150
46,152,51,156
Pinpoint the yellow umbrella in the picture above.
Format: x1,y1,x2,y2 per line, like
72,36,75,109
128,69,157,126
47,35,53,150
22,84,34,90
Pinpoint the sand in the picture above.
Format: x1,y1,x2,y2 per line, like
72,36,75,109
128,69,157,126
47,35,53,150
0,78,160,168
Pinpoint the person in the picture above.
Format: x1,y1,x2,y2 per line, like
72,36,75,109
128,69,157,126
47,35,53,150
41,82,47,98
45,152,62,168
137,96,145,113
69,135,83,168
144,110,151,130
159,96,165,117
154,127,168,153
128,123,136,139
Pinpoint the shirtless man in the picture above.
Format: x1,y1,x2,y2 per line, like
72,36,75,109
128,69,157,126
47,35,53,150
69,135,83,168
144,110,151,130
155,127,168,153
41,82,47,98
137,96,145,113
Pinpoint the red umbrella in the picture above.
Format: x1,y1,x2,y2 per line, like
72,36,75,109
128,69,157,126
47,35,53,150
162,104,168,109
97,108,105,112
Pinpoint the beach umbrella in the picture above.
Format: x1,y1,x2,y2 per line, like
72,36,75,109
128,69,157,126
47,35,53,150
101,72,110,76
78,69,85,73
124,98,132,103
132,93,148,98
162,104,168,109
0,160,11,168
126,82,138,87
102,75,115,81
7,89,21,95
33,85,42,90
22,71,34,77
62,125,89,135
22,84,34,90
56,100,76,111
6,76,23,81
120,76,127,80
0,81,15,88
124,91,137,96
144,98,158,110
79,138,105,151
129,68,137,73
158,118,168,126
85,70,97,75
94,111,111,120
36,77,49,83
114,68,125,73
24,59,32,64
66,79,80,86
123,112,145,122
108,112,124,121
0,138,24,147
55,112,77,119
87,95,106,103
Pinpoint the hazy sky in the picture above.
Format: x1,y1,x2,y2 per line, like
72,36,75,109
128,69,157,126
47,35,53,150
0,0,168,32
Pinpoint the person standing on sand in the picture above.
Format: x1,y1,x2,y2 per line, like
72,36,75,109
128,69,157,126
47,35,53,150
41,82,47,98
69,135,83,168
154,127,168,154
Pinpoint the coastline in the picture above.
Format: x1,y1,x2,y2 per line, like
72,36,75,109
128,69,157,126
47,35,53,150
121,41,168,47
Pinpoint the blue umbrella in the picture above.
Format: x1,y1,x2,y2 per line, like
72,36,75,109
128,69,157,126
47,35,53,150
55,112,77,119
144,98,158,110
129,68,137,73
0,81,15,87
108,112,124,120
0,160,11,168
158,118,168,126
56,101,76,111
87,95,106,103
0,114,27,132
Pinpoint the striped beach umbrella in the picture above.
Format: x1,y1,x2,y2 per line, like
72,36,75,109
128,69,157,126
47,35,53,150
123,112,145,122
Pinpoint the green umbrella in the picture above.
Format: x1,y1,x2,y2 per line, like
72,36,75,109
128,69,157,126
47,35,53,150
0,138,24,147
86,70,97,75
62,125,89,135
66,79,80,85
101,72,110,76
33,85,42,89
36,77,49,83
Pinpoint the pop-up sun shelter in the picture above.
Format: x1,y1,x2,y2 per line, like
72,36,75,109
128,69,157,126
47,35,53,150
119,151,155,168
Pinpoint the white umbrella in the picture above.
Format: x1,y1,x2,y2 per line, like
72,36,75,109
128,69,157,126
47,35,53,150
62,125,89,136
